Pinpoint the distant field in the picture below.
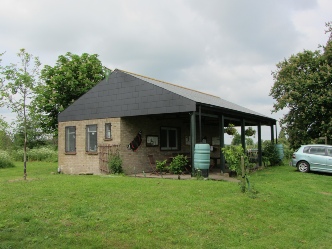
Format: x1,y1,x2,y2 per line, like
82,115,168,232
0,162,331,248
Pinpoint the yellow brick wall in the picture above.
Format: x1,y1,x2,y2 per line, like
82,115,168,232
58,118,121,174
58,115,216,175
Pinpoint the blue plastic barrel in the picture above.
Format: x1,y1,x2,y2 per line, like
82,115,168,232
275,144,284,160
194,144,210,177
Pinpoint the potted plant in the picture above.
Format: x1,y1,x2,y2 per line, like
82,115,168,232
225,123,237,136
245,127,256,137
169,155,188,179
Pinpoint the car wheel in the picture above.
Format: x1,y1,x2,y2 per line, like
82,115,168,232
297,161,310,173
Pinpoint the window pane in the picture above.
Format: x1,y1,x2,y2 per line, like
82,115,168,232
86,125,97,152
160,127,179,150
65,126,76,152
160,129,167,147
169,130,177,148
105,123,112,139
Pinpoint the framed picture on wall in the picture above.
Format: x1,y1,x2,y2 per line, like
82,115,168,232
146,135,159,147
212,136,220,146
185,136,190,145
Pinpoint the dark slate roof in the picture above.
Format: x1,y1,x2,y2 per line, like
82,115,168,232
122,70,271,118
58,69,275,123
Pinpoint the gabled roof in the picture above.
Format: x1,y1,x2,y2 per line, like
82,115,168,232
122,70,270,118
58,69,275,125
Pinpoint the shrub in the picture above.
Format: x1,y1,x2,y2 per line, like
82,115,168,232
11,149,24,162
108,150,123,174
169,155,188,178
28,147,58,162
10,146,58,162
221,145,248,175
263,142,281,166
0,150,15,168
156,159,168,174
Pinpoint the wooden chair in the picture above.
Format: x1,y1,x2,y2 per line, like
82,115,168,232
147,155,159,175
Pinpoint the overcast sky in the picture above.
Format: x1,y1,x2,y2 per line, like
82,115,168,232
1,0,331,141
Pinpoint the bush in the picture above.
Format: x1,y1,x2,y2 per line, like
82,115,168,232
169,155,188,177
0,150,15,168
221,145,248,175
10,146,58,162
108,151,123,174
263,142,281,166
28,147,58,162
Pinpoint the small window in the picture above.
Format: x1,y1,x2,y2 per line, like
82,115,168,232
65,126,76,153
309,146,326,155
327,148,332,157
105,123,112,139
86,124,97,152
160,127,180,151
303,146,310,154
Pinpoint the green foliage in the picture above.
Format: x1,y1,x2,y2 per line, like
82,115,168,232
0,49,41,179
231,133,241,145
169,154,188,176
10,146,58,162
277,128,293,161
156,159,167,173
263,141,281,166
108,150,123,174
221,145,248,175
225,123,237,135
34,52,111,136
0,117,12,151
0,150,15,168
270,22,332,149
245,127,256,137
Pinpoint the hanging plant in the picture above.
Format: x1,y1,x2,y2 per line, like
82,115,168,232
224,123,237,136
245,127,256,137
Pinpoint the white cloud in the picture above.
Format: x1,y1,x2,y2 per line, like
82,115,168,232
0,0,331,140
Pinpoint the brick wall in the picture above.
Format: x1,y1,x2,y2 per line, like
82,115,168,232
58,115,220,175
58,118,121,174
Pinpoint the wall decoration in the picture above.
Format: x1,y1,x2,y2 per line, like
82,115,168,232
185,136,190,145
146,135,159,147
127,130,142,152
212,137,220,146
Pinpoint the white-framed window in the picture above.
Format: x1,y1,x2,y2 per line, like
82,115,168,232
65,126,76,153
105,123,112,139
86,124,97,152
160,127,179,151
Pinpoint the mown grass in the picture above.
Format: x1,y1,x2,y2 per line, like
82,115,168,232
0,162,331,248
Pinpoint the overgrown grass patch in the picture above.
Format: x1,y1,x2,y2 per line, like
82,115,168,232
0,150,15,169
0,163,331,248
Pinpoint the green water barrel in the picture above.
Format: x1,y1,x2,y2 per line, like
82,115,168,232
275,144,284,160
194,144,210,177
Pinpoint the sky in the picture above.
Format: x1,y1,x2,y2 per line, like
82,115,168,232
0,0,331,141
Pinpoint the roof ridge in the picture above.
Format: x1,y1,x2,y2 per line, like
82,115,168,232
118,69,220,99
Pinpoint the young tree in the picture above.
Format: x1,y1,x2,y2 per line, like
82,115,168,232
34,52,111,136
270,22,332,149
0,49,41,180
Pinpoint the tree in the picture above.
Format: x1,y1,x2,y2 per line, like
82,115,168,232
0,116,12,150
231,133,241,145
34,52,111,136
270,22,332,149
0,49,41,180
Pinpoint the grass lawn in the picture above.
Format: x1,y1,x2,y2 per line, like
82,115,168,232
0,162,331,249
